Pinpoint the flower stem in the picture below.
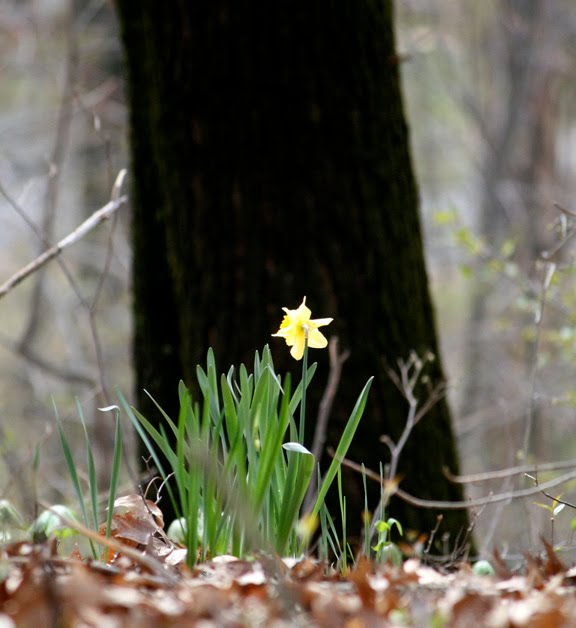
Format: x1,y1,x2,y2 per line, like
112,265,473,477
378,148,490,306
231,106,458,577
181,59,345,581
299,337,309,444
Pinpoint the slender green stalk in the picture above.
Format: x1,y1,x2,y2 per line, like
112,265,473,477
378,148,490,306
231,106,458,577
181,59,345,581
337,467,347,571
75,400,99,558
105,409,123,539
53,400,98,559
299,337,309,443
311,377,374,519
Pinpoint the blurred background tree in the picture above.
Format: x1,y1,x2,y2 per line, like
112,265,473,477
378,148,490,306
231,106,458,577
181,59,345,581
398,0,576,551
114,1,470,544
0,0,129,514
458,1,569,455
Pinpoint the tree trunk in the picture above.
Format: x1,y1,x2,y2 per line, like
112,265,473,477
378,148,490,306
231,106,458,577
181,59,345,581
116,1,471,547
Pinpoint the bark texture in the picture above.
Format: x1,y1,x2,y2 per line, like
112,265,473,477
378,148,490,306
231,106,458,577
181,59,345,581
116,1,471,546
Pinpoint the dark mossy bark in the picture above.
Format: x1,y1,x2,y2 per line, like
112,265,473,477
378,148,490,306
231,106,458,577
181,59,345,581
116,0,472,547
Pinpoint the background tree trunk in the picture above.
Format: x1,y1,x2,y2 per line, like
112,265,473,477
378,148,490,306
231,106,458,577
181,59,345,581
116,1,471,547
460,0,561,462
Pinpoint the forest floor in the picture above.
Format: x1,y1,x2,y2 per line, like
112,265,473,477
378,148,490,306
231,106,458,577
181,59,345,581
2,530,575,627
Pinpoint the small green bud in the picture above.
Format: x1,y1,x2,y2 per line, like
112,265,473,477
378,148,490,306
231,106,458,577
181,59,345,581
472,559,495,576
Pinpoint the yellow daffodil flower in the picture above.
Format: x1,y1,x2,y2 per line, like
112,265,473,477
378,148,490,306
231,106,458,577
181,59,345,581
272,297,333,360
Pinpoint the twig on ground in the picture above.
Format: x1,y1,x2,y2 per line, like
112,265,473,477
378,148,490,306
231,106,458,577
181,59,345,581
423,515,443,558
39,501,180,585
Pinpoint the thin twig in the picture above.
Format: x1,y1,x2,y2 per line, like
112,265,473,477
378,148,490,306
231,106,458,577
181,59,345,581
414,382,447,424
337,453,576,509
525,473,576,510
368,354,445,539
554,202,576,218
312,337,350,463
90,165,126,311
522,261,555,459
0,193,127,300
399,471,573,509
480,475,515,555
444,457,576,483
0,331,95,385
539,214,576,262
19,343,95,386
0,168,128,416
423,515,443,558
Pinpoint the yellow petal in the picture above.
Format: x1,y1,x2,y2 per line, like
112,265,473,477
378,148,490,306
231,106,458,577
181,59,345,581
272,297,333,360
294,302,312,323
290,335,306,360
310,317,333,329
307,329,329,349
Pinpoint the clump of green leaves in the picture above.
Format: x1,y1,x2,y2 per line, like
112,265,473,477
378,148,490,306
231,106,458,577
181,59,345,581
120,346,372,568
54,400,123,559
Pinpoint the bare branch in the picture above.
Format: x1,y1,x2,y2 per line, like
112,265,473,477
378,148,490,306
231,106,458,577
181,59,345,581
414,381,447,424
554,202,576,218
0,167,129,414
91,169,127,309
379,435,395,456
369,353,446,539
444,457,576,484
337,452,576,510
0,193,127,300
0,335,95,386
370,352,446,537
525,473,576,511
521,260,556,459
